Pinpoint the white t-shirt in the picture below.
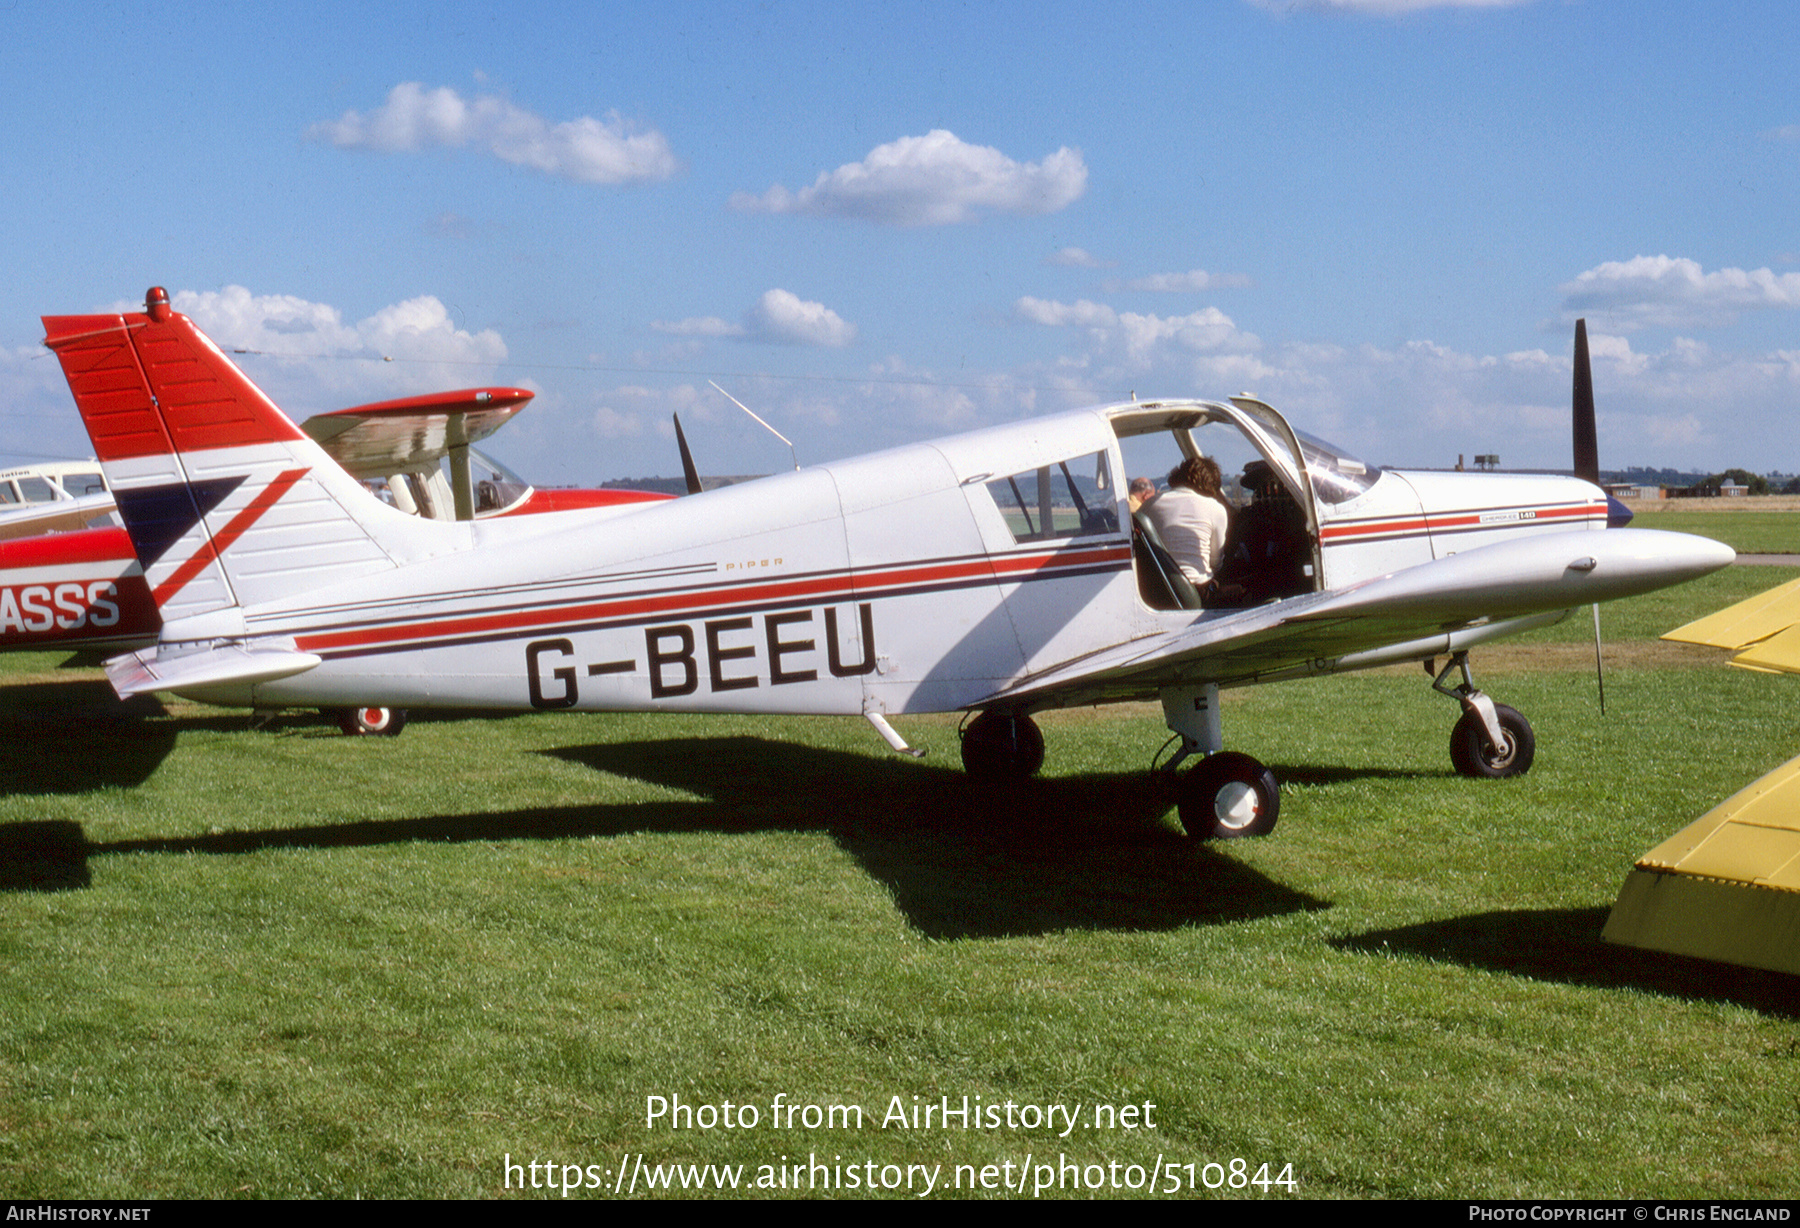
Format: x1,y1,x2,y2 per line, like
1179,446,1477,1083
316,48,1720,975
1144,488,1229,585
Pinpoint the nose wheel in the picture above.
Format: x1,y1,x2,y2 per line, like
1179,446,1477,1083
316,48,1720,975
1179,752,1280,839
1431,653,1534,778
1449,703,1534,778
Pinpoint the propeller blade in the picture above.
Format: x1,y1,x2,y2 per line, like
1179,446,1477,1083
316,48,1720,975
1591,602,1607,716
673,412,703,496
1572,318,1599,486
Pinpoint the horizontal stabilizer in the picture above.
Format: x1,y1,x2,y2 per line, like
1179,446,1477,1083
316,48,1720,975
104,641,320,700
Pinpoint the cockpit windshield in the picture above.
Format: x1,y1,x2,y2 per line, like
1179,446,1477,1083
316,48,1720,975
1295,430,1381,505
468,447,532,515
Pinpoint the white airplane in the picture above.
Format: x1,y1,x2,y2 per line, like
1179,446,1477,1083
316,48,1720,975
42,289,1734,837
0,459,117,540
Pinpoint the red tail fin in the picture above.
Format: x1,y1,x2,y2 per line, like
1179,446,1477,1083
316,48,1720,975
42,288,410,628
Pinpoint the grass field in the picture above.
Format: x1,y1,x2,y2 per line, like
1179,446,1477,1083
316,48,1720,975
1,567,1796,1199
1625,498,1800,555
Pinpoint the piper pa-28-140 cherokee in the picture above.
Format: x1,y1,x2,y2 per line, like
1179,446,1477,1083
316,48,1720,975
41,289,1732,837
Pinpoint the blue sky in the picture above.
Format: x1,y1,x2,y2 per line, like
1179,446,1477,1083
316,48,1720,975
4,0,1798,484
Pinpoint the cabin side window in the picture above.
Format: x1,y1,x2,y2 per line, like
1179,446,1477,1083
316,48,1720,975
980,451,1118,545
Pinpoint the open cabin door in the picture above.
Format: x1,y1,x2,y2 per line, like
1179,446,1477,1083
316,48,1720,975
1109,399,1324,611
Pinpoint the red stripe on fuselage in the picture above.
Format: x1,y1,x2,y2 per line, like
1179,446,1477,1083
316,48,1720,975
1320,501,1602,543
293,543,1131,655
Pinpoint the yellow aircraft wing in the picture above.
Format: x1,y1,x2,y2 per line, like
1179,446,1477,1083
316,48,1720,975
1662,574,1800,674
1603,751,1800,975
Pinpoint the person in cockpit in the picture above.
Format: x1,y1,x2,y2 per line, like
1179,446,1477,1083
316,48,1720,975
1142,456,1230,589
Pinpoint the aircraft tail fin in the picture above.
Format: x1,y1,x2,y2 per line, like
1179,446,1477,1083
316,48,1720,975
41,288,418,629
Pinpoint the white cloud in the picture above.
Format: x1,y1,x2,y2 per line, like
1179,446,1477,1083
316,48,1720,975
1015,297,1118,328
1559,255,1800,330
654,290,856,348
307,83,678,186
1014,297,1258,361
591,405,643,438
730,130,1086,225
1114,308,1252,359
171,285,505,365
150,285,508,406
1113,269,1253,292
744,290,857,347
1044,247,1111,268
651,316,744,338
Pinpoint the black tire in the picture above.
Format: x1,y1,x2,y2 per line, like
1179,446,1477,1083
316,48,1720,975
334,707,407,737
1179,751,1280,839
1449,704,1533,778
959,711,1045,781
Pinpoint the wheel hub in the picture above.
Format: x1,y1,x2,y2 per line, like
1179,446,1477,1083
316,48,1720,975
1215,781,1260,830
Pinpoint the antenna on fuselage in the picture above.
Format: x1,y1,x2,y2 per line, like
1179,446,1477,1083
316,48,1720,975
709,381,799,471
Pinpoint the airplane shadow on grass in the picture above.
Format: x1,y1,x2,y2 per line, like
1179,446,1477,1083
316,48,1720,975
1334,908,1799,1018
0,733,1326,939
0,681,174,794
550,736,1329,938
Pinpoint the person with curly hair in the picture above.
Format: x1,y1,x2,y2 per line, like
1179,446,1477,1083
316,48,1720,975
1142,455,1230,588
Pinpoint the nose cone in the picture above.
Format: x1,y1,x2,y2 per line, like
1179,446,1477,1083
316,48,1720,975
1605,495,1634,528
1612,529,1736,587
1692,534,1738,574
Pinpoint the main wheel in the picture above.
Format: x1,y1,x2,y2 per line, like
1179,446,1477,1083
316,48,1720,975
1449,704,1533,778
1179,752,1280,839
959,711,1045,781
334,707,407,737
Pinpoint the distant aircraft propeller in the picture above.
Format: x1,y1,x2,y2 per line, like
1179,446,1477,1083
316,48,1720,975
673,412,703,496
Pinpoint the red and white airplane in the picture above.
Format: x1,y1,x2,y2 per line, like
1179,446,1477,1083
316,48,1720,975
41,288,1733,834
1,354,668,733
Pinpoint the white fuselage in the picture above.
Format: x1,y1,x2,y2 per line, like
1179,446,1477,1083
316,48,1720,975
178,402,1688,718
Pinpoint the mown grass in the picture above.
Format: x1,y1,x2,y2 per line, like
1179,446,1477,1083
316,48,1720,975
0,569,1796,1199
1630,509,1800,554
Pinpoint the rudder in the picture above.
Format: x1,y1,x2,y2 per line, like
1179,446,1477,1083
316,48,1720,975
43,288,416,628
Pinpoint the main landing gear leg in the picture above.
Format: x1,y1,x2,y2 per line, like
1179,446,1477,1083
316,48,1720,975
1161,683,1280,839
1430,653,1534,778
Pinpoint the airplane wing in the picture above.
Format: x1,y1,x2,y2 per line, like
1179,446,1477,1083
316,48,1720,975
1661,575,1800,675
991,528,1735,706
299,388,534,477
